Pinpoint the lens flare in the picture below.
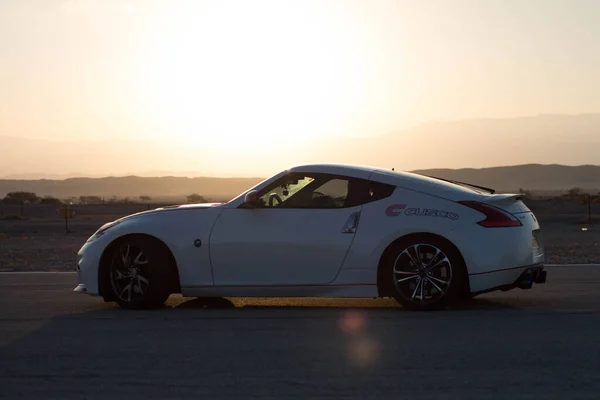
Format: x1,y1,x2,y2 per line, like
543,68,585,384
339,310,380,367
339,310,367,334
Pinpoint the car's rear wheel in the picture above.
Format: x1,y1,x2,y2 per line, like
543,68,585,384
106,236,173,310
384,236,466,311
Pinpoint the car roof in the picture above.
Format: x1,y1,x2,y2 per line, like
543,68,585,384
288,163,485,200
287,163,441,183
287,163,379,179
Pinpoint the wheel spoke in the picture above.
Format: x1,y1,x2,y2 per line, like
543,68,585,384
419,276,425,300
426,257,449,272
393,269,419,275
414,244,425,263
115,269,130,280
396,275,419,284
411,245,424,269
411,279,421,300
426,277,444,293
134,277,142,294
133,251,148,266
427,275,449,285
119,283,133,301
121,245,130,266
403,246,421,270
424,249,441,269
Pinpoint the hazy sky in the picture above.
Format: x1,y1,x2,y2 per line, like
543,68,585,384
1,0,599,174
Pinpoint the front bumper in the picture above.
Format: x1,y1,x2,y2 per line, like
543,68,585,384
73,283,88,294
73,240,103,296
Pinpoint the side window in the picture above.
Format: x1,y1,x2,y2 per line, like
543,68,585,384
365,181,396,203
310,178,349,208
256,173,350,209
253,173,394,209
345,179,395,207
257,174,315,208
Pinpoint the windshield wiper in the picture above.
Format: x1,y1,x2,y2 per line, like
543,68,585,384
425,175,496,194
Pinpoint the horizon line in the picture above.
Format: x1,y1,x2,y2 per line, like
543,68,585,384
2,162,600,181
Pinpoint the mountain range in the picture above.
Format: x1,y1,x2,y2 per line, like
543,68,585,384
0,164,598,201
1,113,599,198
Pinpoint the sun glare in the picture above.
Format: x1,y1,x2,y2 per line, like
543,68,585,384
136,1,369,151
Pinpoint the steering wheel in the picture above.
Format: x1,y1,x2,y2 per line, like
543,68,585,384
310,191,336,207
269,193,283,207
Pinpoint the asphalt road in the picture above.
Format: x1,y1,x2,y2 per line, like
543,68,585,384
1,266,600,400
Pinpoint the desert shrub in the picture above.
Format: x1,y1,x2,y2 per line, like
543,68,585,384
567,187,584,198
564,187,593,204
186,193,207,203
0,214,27,220
40,196,63,205
2,191,39,204
79,195,103,204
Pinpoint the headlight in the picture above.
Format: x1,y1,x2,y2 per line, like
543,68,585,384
86,221,121,243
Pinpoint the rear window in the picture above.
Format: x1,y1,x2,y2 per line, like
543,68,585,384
345,179,395,207
373,169,494,198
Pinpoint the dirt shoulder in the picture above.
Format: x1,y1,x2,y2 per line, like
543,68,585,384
1,213,599,272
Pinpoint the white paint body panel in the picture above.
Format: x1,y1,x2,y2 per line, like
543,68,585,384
75,163,545,300
209,207,360,286
77,205,223,294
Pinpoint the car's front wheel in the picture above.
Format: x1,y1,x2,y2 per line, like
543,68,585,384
384,236,467,311
106,236,173,309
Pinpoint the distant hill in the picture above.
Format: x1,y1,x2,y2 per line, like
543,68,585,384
0,176,263,202
0,164,598,200
411,164,600,193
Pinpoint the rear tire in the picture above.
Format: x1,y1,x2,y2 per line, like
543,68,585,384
105,236,174,310
382,235,467,311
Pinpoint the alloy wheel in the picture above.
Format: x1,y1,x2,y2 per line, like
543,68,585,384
109,244,151,303
393,243,453,305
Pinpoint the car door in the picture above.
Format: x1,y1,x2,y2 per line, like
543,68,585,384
209,173,362,286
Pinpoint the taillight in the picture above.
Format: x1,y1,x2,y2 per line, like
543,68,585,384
458,201,522,227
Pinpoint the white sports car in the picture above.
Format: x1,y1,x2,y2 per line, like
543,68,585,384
74,163,546,311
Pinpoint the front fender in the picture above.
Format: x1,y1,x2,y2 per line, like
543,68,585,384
97,208,222,289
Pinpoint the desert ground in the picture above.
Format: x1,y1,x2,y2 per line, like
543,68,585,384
0,199,599,272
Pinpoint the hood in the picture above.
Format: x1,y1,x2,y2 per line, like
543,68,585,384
111,202,224,224
87,202,225,242
154,202,224,211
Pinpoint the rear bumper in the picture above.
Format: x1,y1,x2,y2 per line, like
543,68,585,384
470,264,547,295
513,265,547,289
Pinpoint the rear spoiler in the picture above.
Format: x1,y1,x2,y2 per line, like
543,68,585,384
425,175,496,194
484,193,526,203
479,193,531,213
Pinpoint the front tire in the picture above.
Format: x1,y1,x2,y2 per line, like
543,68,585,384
383,236,467,311
106,236,173,310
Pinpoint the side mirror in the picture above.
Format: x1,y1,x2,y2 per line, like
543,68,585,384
243,190,260,208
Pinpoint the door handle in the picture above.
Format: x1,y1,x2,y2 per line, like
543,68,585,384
341,211,361,234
